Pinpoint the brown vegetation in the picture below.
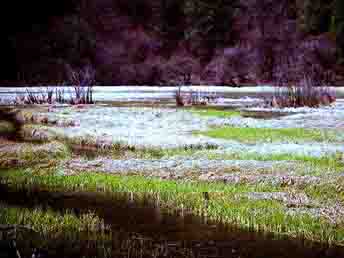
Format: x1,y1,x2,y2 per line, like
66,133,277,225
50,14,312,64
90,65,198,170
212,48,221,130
267,70,336,108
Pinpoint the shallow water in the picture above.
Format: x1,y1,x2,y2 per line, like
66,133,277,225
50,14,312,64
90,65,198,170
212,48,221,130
0,185,343,258
1,86,343,103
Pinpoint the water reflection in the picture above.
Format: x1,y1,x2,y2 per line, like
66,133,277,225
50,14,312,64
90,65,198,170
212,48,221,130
1,229,343,258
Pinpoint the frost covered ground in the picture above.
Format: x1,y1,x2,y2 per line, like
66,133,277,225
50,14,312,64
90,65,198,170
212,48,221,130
23,99,344,158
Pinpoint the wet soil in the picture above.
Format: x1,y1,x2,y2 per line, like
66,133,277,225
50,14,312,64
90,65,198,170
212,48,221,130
70,145,106,160
0,185,343,258
239,110,294,119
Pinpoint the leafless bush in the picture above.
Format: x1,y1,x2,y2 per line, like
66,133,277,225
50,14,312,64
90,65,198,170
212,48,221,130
24,89,46,104
66,64,95,104
175,87,222,107
17,87,68,105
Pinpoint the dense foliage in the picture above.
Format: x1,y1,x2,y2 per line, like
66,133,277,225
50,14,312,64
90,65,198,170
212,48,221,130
302,0,344,64
334,0,344,63
1,0,344,85
303,0,333,34
121,0,239,47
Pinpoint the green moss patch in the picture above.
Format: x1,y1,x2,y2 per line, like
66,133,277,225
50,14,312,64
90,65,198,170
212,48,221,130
195,127,338,143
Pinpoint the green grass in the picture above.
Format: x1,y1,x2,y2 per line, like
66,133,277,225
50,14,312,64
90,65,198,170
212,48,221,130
0,168,277,194
201,152,344,174
205,196,344,244
1,168,344,245
0,203,109,235
304,177,344,204
195,127,338,143
189,108,240,118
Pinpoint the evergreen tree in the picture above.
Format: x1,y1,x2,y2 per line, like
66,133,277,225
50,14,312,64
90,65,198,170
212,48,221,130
160,0,185,41
304,0,333,34
334,0,344,63
183,0,239,46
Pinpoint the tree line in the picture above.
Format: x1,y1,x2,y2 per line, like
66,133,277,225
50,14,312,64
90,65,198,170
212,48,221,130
302,0,344,64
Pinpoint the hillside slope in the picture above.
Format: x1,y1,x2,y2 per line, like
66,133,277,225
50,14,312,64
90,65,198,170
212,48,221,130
0,0,343,86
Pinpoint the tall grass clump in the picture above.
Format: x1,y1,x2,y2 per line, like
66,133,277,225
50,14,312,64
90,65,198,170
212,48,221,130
65,63,96,105
18,87,68,105
268,72,336,108
0,204,109,235
16,64,95,105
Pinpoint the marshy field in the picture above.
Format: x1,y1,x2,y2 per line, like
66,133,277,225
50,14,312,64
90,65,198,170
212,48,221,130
0,86,344,257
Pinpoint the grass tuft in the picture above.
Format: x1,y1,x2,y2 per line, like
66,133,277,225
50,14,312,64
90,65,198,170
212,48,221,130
0,203,109,235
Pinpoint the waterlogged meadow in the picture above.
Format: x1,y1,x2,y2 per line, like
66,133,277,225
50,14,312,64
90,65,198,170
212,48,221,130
0,87,344,257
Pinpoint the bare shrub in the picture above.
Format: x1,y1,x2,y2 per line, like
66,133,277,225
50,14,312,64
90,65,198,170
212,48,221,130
18,87,68,105
175,86,221,107
66,64,95,105
24,89,46,105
